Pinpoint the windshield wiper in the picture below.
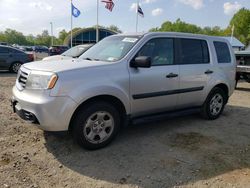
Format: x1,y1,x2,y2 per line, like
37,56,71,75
82,57,100,61
82,57,93,61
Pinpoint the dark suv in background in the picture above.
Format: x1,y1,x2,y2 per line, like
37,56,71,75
49,45,69,56
0,45,33,73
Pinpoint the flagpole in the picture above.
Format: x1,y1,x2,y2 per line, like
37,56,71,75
231,24,234,44
96,0,99,43
70,0,73,47
136,0,139,33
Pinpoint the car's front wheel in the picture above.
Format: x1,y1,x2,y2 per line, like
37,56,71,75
201,87,227,120
72,101,121,150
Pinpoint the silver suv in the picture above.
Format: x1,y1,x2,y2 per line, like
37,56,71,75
12,32,236,149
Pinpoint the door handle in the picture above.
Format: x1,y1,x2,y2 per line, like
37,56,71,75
166,73,178,78
205,70,213,74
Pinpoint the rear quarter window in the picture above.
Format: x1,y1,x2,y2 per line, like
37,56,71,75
214,41,231,63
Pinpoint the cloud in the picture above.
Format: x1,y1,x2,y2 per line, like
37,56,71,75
0,0,96,36
143,0,157,4
177,0,204,10
223,2,242,15
152,8,163,16
29,2,53,11
130,3,138,12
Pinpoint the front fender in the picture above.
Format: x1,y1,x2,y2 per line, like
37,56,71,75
68,84,130,115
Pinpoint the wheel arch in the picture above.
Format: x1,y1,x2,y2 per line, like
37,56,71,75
69,95,128,131
211,83,229,103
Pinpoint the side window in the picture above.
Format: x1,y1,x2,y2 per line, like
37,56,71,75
0,47,9,53
214,41,231,63
137,38,174,66
179,39,210,64
11,48,23,54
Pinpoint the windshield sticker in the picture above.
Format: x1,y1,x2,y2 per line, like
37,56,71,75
122,38,138,43
107,57,117,61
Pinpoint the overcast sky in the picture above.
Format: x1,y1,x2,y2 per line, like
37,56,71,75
0,0,249,36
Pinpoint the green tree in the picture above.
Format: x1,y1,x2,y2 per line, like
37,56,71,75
36,30,51,46
106,25,122,33
4,29,29,45
229,8,250,45
58,29,68,43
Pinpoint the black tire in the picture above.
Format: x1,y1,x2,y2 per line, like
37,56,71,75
72,101,121,150
9,62,22,73
246,76,250,83
201,87,227,120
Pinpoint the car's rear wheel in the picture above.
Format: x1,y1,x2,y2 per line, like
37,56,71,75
201,87,227,120
10,62,22,73
72,101,121,150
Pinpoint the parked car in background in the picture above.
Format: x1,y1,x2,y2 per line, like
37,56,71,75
0,42,8,46
43,44,93,61
12,32,236,149
18,46,33,52
31,46,49,61
0,45,33,73
235,51,250,85
49,45,69,56
32,46,49,53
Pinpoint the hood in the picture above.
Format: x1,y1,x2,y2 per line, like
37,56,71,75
23,59,113,72
42,55,72,61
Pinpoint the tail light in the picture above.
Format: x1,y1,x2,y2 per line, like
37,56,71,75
28,54,34,62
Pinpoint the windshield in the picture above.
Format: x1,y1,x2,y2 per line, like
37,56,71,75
62,45,91,58
80,35,141,62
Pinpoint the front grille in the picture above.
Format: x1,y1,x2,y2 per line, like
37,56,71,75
16,67,30,90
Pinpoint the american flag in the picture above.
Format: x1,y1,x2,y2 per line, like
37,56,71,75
101,0,115,12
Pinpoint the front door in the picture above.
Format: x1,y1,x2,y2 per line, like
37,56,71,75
129,38,179,117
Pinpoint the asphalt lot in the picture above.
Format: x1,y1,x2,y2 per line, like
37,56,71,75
0,73,250,188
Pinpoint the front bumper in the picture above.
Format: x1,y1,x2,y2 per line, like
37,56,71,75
12,86,77,131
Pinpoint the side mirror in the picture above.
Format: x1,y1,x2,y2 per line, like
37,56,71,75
130,56,151,68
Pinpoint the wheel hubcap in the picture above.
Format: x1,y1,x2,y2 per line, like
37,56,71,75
210,93,223,116
84,111,114,144
13,63,21,73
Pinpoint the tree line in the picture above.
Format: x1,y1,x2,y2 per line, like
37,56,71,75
150,8,250,46
0,25,122,47
0,8,249,46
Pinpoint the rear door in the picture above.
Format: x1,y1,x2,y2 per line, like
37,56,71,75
176,38,213,108
0,46,10,69
129,37,179,117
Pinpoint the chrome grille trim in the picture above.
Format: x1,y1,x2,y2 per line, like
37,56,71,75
16,67,31,90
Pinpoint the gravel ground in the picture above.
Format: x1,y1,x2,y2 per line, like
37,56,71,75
0,72,250,188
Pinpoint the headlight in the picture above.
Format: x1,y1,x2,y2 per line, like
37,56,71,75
25,71,58,90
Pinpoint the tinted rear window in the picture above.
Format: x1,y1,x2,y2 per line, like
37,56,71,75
179,39,210,64
214,41,231,63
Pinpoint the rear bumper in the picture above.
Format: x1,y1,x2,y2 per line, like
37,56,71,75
12,86,77,131
237,66,250,73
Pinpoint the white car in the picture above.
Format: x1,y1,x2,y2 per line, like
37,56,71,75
43,44,93,61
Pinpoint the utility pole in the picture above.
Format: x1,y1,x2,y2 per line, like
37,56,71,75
70,0,73,47
50,22,54,46
96,0,99,43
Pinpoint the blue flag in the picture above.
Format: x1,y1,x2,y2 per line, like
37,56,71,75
72,3,81,17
